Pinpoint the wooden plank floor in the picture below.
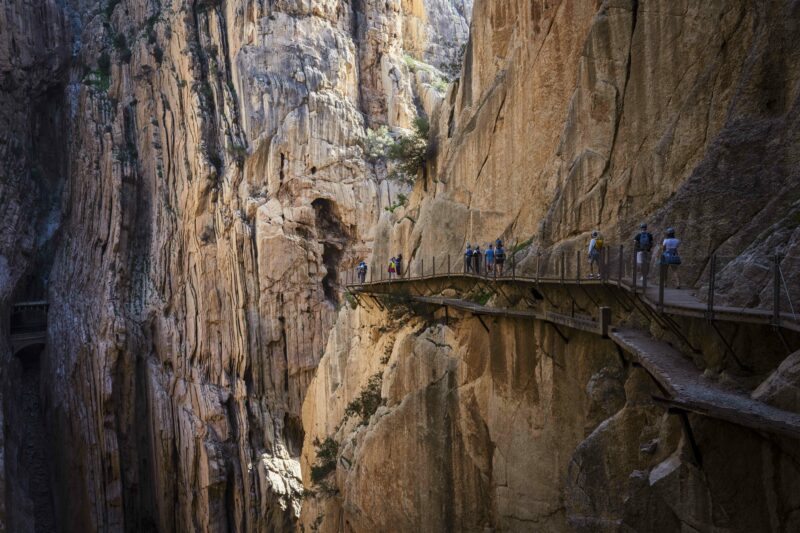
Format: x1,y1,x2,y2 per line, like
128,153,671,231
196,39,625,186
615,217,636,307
611,328,800,440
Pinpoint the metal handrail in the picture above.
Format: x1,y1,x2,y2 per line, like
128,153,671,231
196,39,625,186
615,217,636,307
344,245,800,331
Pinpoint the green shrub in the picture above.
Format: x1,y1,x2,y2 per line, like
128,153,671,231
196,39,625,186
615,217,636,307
343,373,384,426
310,437,338,484
384,193,408,213
386,117,429,184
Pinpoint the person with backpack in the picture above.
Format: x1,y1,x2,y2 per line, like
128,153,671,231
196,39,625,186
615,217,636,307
494,240,506,275
485,244,495,274
357,260,368,284
388,257,397,279
395,254,403,278
660,228,682,288
634,223,654,287
588,231,603,279
464,244,473,273
472,245,482,275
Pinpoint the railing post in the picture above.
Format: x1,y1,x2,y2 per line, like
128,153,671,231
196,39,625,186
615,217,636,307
560,251,565,284
658,263,666,312
448,254,451,276
632,249,637,294
773,254,782,326
536,252,541,283
512,252,516,280
576,250,581,281
707,254,716,321
602,247,608,282
421,258,424,278
432,256,435,276
600,306,611,338
618,245,623,285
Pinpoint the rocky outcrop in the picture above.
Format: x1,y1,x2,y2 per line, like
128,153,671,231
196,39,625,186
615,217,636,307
0,0,471,531
301,0,800,531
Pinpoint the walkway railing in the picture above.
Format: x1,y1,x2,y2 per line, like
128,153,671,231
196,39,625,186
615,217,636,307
345,245,799,331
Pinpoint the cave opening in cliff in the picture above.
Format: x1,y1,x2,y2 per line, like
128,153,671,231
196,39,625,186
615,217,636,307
4,345,57,533
312,198,348,305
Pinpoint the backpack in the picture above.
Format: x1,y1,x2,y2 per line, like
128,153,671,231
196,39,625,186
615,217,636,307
495,247,505,260
595,238,604,250
639,232,652,251
465,249,473,257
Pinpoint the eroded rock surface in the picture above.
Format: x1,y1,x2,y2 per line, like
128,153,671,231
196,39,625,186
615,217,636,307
0,0,470,531
301,1,800,531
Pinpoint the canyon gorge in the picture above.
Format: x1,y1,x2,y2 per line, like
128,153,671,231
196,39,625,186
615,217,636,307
1,0,800,532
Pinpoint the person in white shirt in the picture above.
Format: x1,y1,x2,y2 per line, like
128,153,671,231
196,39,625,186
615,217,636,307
660,227,682,288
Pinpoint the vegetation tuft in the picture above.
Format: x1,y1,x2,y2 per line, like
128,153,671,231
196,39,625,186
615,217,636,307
364,118,430,184
343,373,384,426
310,436,339,495
384,193,408,213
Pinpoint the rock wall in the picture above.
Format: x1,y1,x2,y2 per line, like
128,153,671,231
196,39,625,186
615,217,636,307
0,0,471,531
301,0,800,531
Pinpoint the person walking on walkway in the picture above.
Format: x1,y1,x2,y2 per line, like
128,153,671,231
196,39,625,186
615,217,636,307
634,223,654,287
395,254,403,278
660,228,682,289
388,257,397,279
357,260,367,284
464,244,473,273
588,231,603,279
473,245,482,275
485,244,495,274
494,240,506,275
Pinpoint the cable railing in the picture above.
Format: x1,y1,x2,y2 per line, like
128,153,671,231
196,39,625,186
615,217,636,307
344,245,799,329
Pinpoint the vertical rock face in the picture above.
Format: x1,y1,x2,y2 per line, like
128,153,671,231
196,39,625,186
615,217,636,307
301,0,800,531
0,0,471,531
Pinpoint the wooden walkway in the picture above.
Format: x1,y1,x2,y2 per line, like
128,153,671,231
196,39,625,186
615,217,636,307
411,295,609,336
612,328,800,440
350,274,800,333
351,279,800,440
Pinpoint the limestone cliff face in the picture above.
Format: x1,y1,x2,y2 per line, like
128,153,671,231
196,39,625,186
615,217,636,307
0,0,470,531
301,1,800,531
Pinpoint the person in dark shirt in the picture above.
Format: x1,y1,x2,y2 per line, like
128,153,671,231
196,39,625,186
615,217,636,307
634,223,654,287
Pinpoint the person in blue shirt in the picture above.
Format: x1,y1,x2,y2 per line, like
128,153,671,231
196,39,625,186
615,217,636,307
494,240,506,275
357,260,367,283
485,244,495,274
464,244,473,272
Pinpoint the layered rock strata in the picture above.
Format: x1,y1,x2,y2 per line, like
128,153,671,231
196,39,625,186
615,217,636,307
0,0,471,530
302,0,800,531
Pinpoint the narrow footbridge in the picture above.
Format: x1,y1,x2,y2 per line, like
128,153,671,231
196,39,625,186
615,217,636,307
346,261,800,442
9,301,48,355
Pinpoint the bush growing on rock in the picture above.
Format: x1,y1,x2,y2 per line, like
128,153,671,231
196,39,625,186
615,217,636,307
343,373,384,426
310,436,338,487
363,118,430,184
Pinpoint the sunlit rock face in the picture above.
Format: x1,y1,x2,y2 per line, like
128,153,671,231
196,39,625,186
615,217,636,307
0,0,471,531
301,1,800,531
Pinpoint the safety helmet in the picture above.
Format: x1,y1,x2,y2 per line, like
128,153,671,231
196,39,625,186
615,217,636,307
666,227,675,237
640,223,647,230
592,231,599,238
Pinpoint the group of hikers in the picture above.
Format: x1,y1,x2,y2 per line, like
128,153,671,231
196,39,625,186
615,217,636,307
354,227,681,287
587,223,681,287
464,240,507,275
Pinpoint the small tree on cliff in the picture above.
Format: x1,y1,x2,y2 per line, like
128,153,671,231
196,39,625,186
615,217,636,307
363,117,431,204
386,116,430,185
